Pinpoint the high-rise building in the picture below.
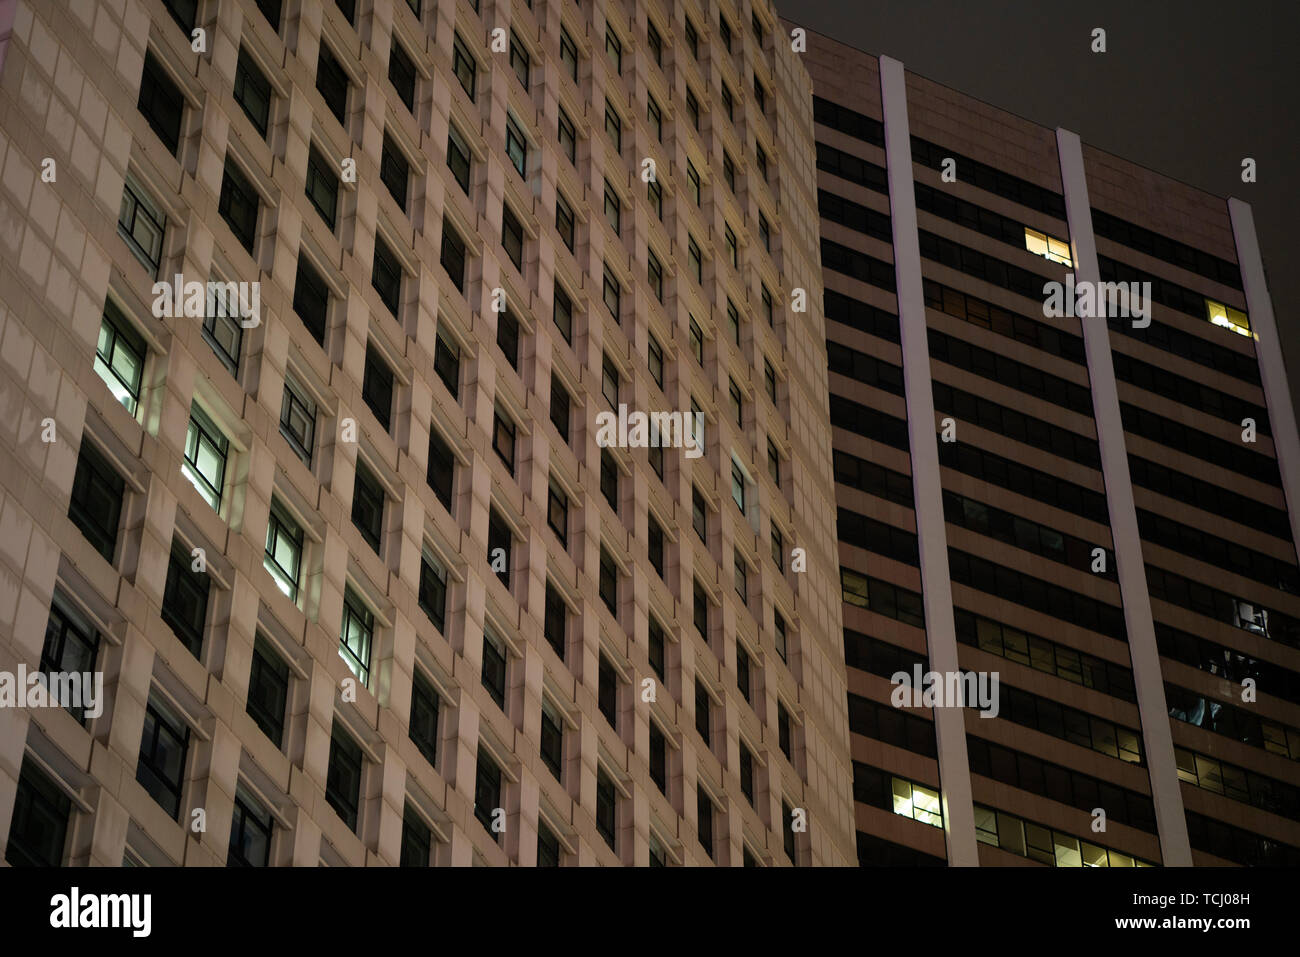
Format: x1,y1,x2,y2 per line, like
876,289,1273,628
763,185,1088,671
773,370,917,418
0,0,857,867
801,26,1300,866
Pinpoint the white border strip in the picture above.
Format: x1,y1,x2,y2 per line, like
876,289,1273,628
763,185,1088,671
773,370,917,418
1055,128,1192,865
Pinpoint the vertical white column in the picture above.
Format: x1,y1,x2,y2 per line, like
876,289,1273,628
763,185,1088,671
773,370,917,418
1229,199,1300,562
1055,128,1192,865
878,56,979,866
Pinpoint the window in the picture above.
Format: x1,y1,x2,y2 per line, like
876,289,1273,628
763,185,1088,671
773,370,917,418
560,27,578,81
293,256,329,345
692,486,707,542
452,33,477,99
362,343,394,431
228,792,273,867
764,361,777,403
304,147,339,232
759,213,772,252
649,616,666,682
537,821,561,867
599,547,619,615
648,249,663,302
546,478,569,543
95,302,145,414
739,741,755,803
440,218,467,291
371,234,403,317
352,461,385,554
492,408,516,474
731,460,746,512
380,133,410,211
558,107,576,164
434,328,460,395
600,449,619,509
723,153,736,192
335,0,355,23
555,193,575,252
774,609,788,662
481,628,507,709
762,284,774,326
729,378,743,427
687,239,705,285
544,580,566,658
768,439,781,487
339,587,374,685
258,0,282,30
137,697,189,820
772,522,784,572
553,283,574,343
234,48,271,137
400,806,431,867
604,101,622,152
487,507,512,589
647,95,662,141
694,580,709,640
509,31,530,88
756,142,769,179
783,800,797,862
752,11,766,42
1024,227,1072,266
264,503,303,601
695,679,711,744
389,39,416,111
326,723,363,831
684,18,699,58
691,398,705,451
649,443,664,480
604,180,621,235
1206,298,1252,337
162,542,208,658
219,159,259,253
696,788,716,859
418,551,447,632
316,44,349,124
753,76,767,113
688,317,704,364
647,21,662,65
502,206,525,273
647,178,662,220
139,51,184,155
892,778,943,828
541,701,564,779
605,28,622,72
247,636,288,748
279,374,316,466
182,405,228,511
410,670,440,767
648,334,664,387
777,701,792,759
163,0,197,32
598,653,619,726
5,760,69,866
719,13,733,51
474,747,502,837
601,354,620,408
446,123,471,193
550,375,571,443
649,722,668,795
687,162,701,206
734,550,748,602
648,514,665,577
119,177,165,276
41,597,100,723
596,768,617,851
603,265,621,320
505,115,528,177
721,84,734,121
427,426,455,511
685,89,700,131
69,441,123,563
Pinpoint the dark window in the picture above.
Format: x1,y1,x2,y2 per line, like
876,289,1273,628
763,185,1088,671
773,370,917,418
719,13,733,51
69,440,123,564
433,331,460,398
400,805,431,867
481,630,507,709
553,283,573,342
452,33,477,99
689,317,704,363
326,722,363,831
685,89,700,131
605,28,622,72
371,234,403,317
351,460,385,553
316,44,350,124
218,159,259,253
648,335,664,387
162,543,208,659
335,0,356,23
474,747,502,837
685,18,699,57
596,769,617,850
649,722,668,794
162,0,197,32
647,21,662,65
601,354,619,408
647,178,662,220
410,670,440,768
305,145,339,230
446,124,471,193
279,375,316,467
540,704,563,780
426,426,455,512
559,27,578,81
487,507,512,589
493,409,515,474
509,30,530,88
604,101,621,151
505,115,527,177
555,193,575,252
380,133,410,211
600,449,618,509
697,789,714,858
774,610,788,662
137,698,189,820
547,483,568,546
692,487,707,542
119,178,165,277
440,218,467,292
739,742,755,804
362,343,394,431
647,95,662,141
293,256,329,345
5,759,70,867
228,793,273,867
694,581,709,640
783,800,797,862
234,48,272,138
544,580,566,659
247,636,288,748
502,205,524,271
604,180,621,235
557,108,576,164
648,617,666,682
139,51,184,155
549,375,571,443
721,84,734,121
41,597,100,724
603,266,620,320
599,547,618,615
772,523,784,571
418,552,447,632
737,643,751,701
202,286,243,376
648,515,664,577
388,40,416,112
496,310,521,371
537,821,561,866
257,0,282,30
648,250,663,302
695,680,711,745
778,701,792,759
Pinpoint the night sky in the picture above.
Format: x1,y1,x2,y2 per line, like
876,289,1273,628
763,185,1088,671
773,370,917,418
777,0,1300,419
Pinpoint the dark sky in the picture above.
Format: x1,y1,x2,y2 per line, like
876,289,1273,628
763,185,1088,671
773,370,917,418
777,0,1300,418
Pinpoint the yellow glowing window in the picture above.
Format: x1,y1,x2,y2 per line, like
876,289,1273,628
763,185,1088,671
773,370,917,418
891,778,943,828
1024,227,1073,266
1206,299,1251,337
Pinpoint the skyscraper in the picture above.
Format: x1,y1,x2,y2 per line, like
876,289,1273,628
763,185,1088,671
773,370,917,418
802,26,1300,866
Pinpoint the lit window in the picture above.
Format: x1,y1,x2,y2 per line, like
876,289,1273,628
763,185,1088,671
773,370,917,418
279,374,316,467
340,587,373,685
264,502,303,601
95,301,145,415
891,777,943,828
1206,298,1251,337
182,404,228,511
118,177,166,277
1024,227,1072,266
